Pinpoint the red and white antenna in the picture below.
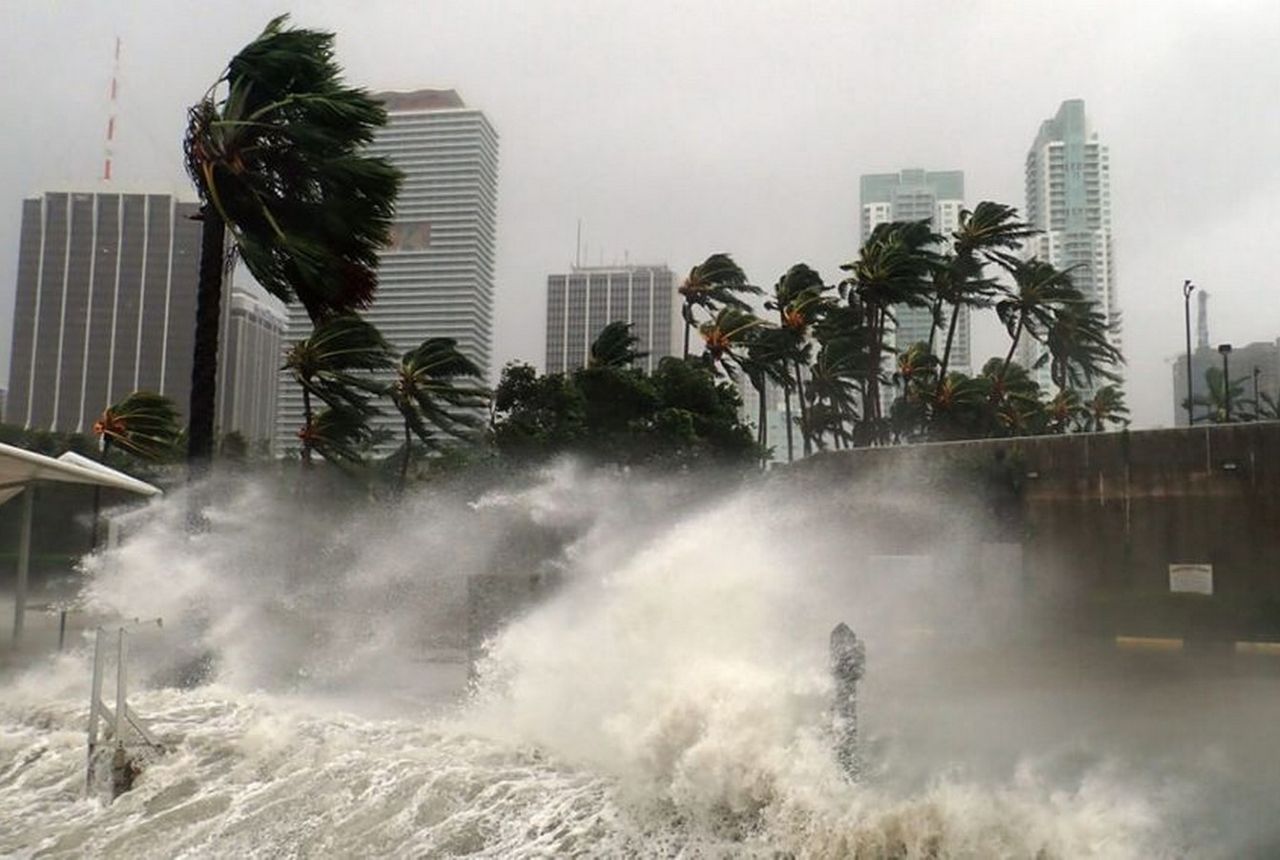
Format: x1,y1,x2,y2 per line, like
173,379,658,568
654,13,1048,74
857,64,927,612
102,36,120,182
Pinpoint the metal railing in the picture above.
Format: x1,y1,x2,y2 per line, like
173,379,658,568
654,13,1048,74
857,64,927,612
86,619,164,797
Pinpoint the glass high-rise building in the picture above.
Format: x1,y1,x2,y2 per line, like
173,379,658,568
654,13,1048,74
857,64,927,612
545,264,675,374
859,169,969,378
274,89,499,453
1021,99,1119,392
5,191,201,432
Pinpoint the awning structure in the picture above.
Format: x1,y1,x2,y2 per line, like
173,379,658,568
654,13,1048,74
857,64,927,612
1,442,162,644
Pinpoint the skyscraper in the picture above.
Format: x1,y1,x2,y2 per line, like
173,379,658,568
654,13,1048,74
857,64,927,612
859,168,969,374
217,289,285,444
5,190,201,432
1022,99,1119,391
545,264,675,373
274,89,499,451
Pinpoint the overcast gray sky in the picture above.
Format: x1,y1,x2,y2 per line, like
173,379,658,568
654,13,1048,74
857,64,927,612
2,0,1278,427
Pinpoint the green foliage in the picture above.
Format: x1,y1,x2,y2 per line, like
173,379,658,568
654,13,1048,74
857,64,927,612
389,337,489,488
491,353,758,468
1187,366,1252,424
184,14,401,321
678,253,761,359
92,391,183,462
589,321,648,369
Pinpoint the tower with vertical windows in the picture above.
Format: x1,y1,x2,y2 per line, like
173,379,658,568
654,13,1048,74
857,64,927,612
859,169,969,375
5,190,201,432
1021,99,1119,392
544,264,675,374
274,89,499,452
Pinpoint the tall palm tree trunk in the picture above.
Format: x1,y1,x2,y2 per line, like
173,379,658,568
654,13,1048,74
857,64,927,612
756,382,768,467
399,418,412,491
998,315,1026,384
186,205,227,478
795,360,812,457
866,309,885,424
936,304,962,395
783,386,795,462
300,386,314,466
925,296,944,358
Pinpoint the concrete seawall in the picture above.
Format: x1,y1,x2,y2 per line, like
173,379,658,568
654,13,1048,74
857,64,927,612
792,422,1280,643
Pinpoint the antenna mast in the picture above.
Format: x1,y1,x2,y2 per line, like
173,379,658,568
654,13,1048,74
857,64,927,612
102,36,121,182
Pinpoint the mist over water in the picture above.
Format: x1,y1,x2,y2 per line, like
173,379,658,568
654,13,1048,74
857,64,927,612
2,462,1277,857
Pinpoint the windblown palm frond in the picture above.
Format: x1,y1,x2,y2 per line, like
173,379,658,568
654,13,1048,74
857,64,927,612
284,314,392,415
589,321,648,369
93,391,182,461
679,253,761,358
389,337,488,488
698,306,765,376
1082,385,1130,432
184,14,402,321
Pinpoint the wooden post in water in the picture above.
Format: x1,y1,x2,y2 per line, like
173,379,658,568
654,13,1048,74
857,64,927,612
830,622,865,781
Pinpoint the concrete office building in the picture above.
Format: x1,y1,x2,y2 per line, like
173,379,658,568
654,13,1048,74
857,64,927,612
217,289,285,444
859,169,969,375
275,89,499,452
545,264,675,373
5,190,201,432
1021,99,1120,392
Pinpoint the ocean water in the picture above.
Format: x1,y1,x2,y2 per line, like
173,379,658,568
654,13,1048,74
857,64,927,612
1,463,1274,858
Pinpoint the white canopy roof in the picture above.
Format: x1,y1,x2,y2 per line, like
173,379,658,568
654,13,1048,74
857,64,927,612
0,442,163,506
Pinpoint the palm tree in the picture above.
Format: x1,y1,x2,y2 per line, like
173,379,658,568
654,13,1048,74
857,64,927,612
698,306,765,376
1187,366,1251,424
679,254,760,358
992,256,1083,384
300,405,374,468
388,338,488,490
812,299,876,446
183,15,401,473
840,221,941,429
806,339,863,450
283,314,392,465
92,391,182,461
1039,299,1123,392
739,326,791,463
766,264,829,457
933,202,1037,385
1043,388,1085,434
1081,385,1130,432
888,342,937,442
91,391,181,547
589,321,648,369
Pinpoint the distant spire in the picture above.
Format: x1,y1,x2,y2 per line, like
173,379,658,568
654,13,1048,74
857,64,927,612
1196,291,1210,349
102,37,121,182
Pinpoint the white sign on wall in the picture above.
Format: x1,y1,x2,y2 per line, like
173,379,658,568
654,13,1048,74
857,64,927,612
1169,564,1213,595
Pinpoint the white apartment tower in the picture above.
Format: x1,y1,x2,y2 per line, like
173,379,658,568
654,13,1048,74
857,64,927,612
217,289,285,445
859,169,969,373
1021,99,1119,391
274,89,499,452
545,264,675,373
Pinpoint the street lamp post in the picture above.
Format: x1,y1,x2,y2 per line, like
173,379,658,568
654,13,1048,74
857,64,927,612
1183,280,1196,426
1218,343,1233,422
